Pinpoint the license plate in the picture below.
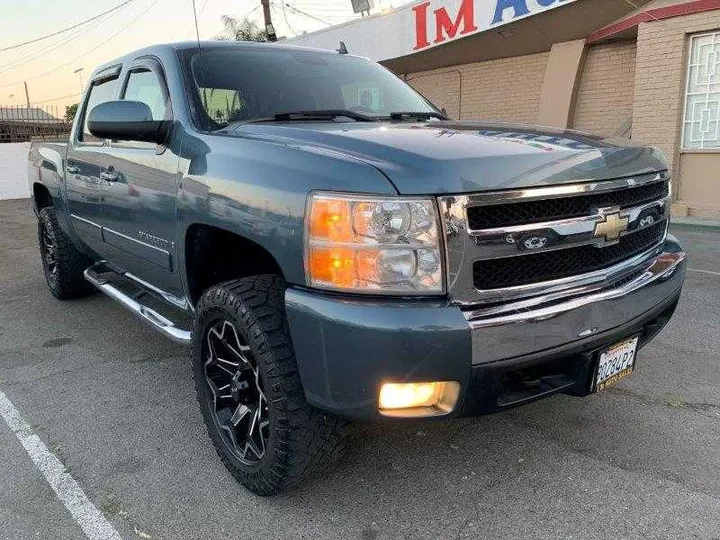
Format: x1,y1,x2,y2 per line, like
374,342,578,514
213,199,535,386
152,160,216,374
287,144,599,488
594,337,639,392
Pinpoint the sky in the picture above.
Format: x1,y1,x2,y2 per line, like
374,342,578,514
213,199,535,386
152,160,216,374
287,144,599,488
0,0,398,115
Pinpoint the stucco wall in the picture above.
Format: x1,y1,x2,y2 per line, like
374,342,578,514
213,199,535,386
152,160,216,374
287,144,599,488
406,51,550,123
573,41,637,136
677,153,720,217
633,11,720,215
0,143,30,200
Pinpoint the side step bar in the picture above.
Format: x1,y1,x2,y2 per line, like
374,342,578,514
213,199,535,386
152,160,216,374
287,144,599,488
84,266,192,344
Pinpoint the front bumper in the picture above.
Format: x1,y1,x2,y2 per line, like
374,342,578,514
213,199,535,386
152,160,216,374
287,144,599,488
285,237,686,420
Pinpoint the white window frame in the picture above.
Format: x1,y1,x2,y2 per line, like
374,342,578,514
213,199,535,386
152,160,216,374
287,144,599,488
682,31,720,150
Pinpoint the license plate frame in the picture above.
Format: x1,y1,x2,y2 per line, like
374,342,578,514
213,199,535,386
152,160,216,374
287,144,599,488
593,336,640,392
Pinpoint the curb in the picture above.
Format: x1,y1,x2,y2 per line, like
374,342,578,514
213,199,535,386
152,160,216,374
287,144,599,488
670,218,720,232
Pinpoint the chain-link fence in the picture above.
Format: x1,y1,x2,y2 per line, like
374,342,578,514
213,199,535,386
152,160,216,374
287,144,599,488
0,105,72,143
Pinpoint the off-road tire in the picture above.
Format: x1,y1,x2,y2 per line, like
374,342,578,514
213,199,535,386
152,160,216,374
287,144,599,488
192,275,347,496
38,207,95,300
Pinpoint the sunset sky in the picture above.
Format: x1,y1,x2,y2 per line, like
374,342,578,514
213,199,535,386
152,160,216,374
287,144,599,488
0,0,394,115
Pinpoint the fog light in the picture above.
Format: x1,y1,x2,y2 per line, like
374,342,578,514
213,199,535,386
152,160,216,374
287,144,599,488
378,381,460,417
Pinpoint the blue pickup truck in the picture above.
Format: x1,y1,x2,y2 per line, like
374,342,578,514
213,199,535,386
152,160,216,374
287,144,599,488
28,41,686,495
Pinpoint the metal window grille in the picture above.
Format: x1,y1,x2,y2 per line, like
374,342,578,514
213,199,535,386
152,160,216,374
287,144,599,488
682,31,720,149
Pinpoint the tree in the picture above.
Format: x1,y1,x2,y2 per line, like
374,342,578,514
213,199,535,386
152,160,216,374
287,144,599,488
65,103,79,123
217,16,267,42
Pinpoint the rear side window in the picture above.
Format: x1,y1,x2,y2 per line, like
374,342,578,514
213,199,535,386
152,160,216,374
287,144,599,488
123,69,167,120
80,78,118,143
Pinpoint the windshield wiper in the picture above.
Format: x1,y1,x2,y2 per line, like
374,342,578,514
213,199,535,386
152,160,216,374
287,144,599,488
389,111,448,121
273,110,378,122
220,110,378,129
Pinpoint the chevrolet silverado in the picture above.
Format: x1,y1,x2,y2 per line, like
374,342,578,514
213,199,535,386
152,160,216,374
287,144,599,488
27,41,685,495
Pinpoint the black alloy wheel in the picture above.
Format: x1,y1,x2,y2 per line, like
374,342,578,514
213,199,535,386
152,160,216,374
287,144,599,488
40,218,59,285
202,319,270,465
192,275,347,495
37,207,95,300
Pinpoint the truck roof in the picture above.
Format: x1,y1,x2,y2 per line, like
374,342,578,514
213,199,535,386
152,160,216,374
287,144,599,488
91,40,355,78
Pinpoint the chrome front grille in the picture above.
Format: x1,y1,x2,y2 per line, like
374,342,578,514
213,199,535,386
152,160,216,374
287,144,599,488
438,171,671,306
472,220,666,290
466,180,669,230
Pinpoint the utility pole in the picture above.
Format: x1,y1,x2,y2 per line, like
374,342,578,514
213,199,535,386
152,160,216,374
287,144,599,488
74,68,85,93
261,0,277,42
24,81,30,108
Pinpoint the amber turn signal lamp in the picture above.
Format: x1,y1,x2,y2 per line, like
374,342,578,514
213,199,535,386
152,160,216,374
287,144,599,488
308,197,353,242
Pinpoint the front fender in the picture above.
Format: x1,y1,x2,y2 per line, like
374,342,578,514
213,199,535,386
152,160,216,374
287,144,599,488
175,129,398,289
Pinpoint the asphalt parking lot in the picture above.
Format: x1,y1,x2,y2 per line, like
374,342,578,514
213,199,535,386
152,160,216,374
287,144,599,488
0,197,718,540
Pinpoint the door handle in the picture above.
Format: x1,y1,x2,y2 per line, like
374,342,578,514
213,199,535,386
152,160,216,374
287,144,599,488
100,171,119,183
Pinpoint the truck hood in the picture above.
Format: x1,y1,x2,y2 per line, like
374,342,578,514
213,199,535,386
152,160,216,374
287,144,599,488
229,121,667,195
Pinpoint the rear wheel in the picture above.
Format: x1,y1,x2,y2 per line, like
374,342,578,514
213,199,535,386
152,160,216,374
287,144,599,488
192,275,347,496
38,207,94,300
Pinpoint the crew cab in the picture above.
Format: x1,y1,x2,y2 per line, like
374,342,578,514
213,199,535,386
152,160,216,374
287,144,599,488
28,41,685,495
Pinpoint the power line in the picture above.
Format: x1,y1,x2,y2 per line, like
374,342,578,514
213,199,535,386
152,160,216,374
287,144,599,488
0,9,124,76
288,0,362,17
0,0,162,89
197,0,210,17
0,0,135,53
186,0,209,39
238,3,262,21
279,1,297,36
32,92,83,105
283,2,332,26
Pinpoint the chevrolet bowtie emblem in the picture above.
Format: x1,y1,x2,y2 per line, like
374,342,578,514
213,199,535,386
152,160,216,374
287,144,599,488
594,211,629,242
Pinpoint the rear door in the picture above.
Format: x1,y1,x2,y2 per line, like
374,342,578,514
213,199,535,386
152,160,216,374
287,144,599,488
65,68,120,256
98,57,183,298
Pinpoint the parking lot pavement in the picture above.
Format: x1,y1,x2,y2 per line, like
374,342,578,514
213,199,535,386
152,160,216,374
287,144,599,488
0,197,718,540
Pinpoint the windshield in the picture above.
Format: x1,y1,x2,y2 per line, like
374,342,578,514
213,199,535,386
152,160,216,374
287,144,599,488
182,46,439,129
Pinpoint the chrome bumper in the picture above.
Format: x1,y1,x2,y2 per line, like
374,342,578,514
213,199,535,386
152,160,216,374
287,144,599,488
466,238,685,364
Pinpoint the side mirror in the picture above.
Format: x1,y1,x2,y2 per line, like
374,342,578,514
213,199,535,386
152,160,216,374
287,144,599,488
87,101,171,144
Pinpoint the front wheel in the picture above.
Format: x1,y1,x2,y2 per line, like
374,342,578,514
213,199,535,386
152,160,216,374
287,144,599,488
192,275,347,496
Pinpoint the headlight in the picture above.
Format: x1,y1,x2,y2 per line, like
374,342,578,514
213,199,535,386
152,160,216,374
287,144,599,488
305,193,444,294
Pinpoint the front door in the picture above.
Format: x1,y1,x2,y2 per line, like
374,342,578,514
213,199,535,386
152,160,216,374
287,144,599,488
65,72,120,257
97,59,183,299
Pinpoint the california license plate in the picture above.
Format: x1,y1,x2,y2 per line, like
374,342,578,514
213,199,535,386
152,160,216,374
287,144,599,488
594,337,639,392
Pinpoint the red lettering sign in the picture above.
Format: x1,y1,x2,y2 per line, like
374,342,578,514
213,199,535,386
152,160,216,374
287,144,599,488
413,0,478,51
434,0,478,44
412,2,432,50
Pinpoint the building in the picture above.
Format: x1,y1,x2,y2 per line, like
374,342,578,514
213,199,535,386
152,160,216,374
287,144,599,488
0,107,69,143
289,0,720,218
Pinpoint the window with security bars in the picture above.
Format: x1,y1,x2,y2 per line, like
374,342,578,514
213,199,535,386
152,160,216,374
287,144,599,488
683,32,720,149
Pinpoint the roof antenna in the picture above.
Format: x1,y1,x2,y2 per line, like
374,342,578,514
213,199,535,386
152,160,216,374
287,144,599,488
191,0,202,51
337,41,348,55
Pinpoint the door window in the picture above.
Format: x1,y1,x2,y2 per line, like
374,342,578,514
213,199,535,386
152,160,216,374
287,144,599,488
80,78,118,143
123,69,167,120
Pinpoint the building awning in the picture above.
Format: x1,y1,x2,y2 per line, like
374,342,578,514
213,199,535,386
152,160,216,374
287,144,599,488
588,0,720,44
288,0,653,73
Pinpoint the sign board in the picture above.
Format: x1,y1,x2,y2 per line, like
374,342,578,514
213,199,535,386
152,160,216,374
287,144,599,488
289,0,577,62
350,0,375,14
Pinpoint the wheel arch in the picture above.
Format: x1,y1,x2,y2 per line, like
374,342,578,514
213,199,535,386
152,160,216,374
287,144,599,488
183,223,286,307
32,182,53,213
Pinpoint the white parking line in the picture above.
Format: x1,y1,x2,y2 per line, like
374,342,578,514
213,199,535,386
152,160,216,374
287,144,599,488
0,390,123,540
688,268,720,277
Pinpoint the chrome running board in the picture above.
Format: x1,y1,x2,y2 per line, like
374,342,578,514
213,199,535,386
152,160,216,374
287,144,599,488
84,266,192,344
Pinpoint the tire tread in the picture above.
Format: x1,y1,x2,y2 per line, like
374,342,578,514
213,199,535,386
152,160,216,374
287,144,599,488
38,207,94,300
192,275,346,496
